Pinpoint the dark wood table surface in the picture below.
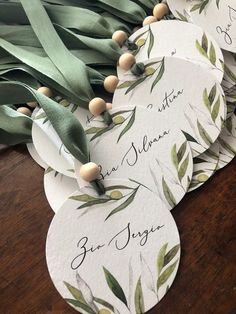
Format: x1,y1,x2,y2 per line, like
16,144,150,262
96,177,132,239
0,144,235,314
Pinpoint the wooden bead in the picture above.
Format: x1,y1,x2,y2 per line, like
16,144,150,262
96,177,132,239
143,16,157,26
106,103,112,110
37,86,53,98
104,75,119,93
153,3,169,20
112,30,128,47
89,97,106,116
17,107,32,117
27,101,37,108
79,162,100,182
119,53,136,71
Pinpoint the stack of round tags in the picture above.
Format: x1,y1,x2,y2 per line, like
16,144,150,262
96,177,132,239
27,4,235,314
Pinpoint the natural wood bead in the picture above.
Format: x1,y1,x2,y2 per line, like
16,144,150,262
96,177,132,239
112,30,128,47
27,101,38,108
104,75,119,93
153,3,169,20
37,86,53,98
143,15,157,26
89,97,106,116
106,103,112,110
17,107,32,117
119,53,136,71
79,162,100,182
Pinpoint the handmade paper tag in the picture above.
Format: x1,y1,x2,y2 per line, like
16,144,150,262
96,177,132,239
189,141,219,192
44,167,78,213
86,106,193,210
113,56,226,157
189,0,236,53
46,179,181,314
32,104,94,178
122,20,224,82
26,142,48,169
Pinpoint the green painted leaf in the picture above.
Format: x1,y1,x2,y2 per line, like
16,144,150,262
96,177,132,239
117,81,134,89
157,243,168,275
201,33,208,53
78,198,111,210
135,277,144,314
150,58,165,93
164,245,180,267
86,127,104,135
211,96,220,122
203,88,211,112
216,0,220,9
209,42,216,65
69,194,96,202
147,26,154,58
225,117,233,133
197,120,213,146
125,77,147,94
136,38,146,48
190,3,202,12
182,131,199,144
176,10,188,22
117,108,136,143
103,267,128,307
91,125,114,141
162,177,177,208
171,144,178,169
200,0,209,14
224,64,236,84
196,40,208,58
65,299,96,314
45,167,54,174
193,157,207,164
157,260,179,290
105,188,138,221
204,149,219,161
177,141,187,163
218,138,236,155
208,84,217,106
105,185,134,191
178,154,189,182
34,111,47,120
93,297,114,312
63,282,87,304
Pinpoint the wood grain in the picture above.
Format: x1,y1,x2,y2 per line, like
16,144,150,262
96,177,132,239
0,145,235,314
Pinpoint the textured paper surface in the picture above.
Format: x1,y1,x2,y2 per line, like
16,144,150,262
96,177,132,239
46,179,181,314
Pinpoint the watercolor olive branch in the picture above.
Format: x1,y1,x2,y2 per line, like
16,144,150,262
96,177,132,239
196,33,217,66
171,141,190,184
117,58,165,95
86,108,136,143
69,180,143,221
190,0,220,13
64,272,121,314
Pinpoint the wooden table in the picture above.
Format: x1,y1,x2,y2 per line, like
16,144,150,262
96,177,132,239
0,145,235,314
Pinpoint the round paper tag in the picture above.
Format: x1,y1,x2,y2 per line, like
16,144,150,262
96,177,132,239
46,179,181,314
86,106,193,210
113,56,226,157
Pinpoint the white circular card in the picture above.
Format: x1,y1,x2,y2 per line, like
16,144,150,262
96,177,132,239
46,179,181,314
86,106,193,210
113,57,226,158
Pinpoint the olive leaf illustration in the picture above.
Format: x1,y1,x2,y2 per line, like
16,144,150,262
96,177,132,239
103,267,128,308
69,181,143,221
197,120,213,146
162,177,176,208
224,64,236,84
171,141,190,183
147,26,154,58
117,59,165,94
156,243,180,291
218,137,236,155
64,277,118,314
196,33,217,65
86,108,136,143
190,0,210,14
176,10,188,22
134,277,145,314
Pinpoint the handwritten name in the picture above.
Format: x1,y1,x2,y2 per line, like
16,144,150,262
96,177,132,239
216,5,236,46
147,88,184,112
71,222,165,269
99,130,170,179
